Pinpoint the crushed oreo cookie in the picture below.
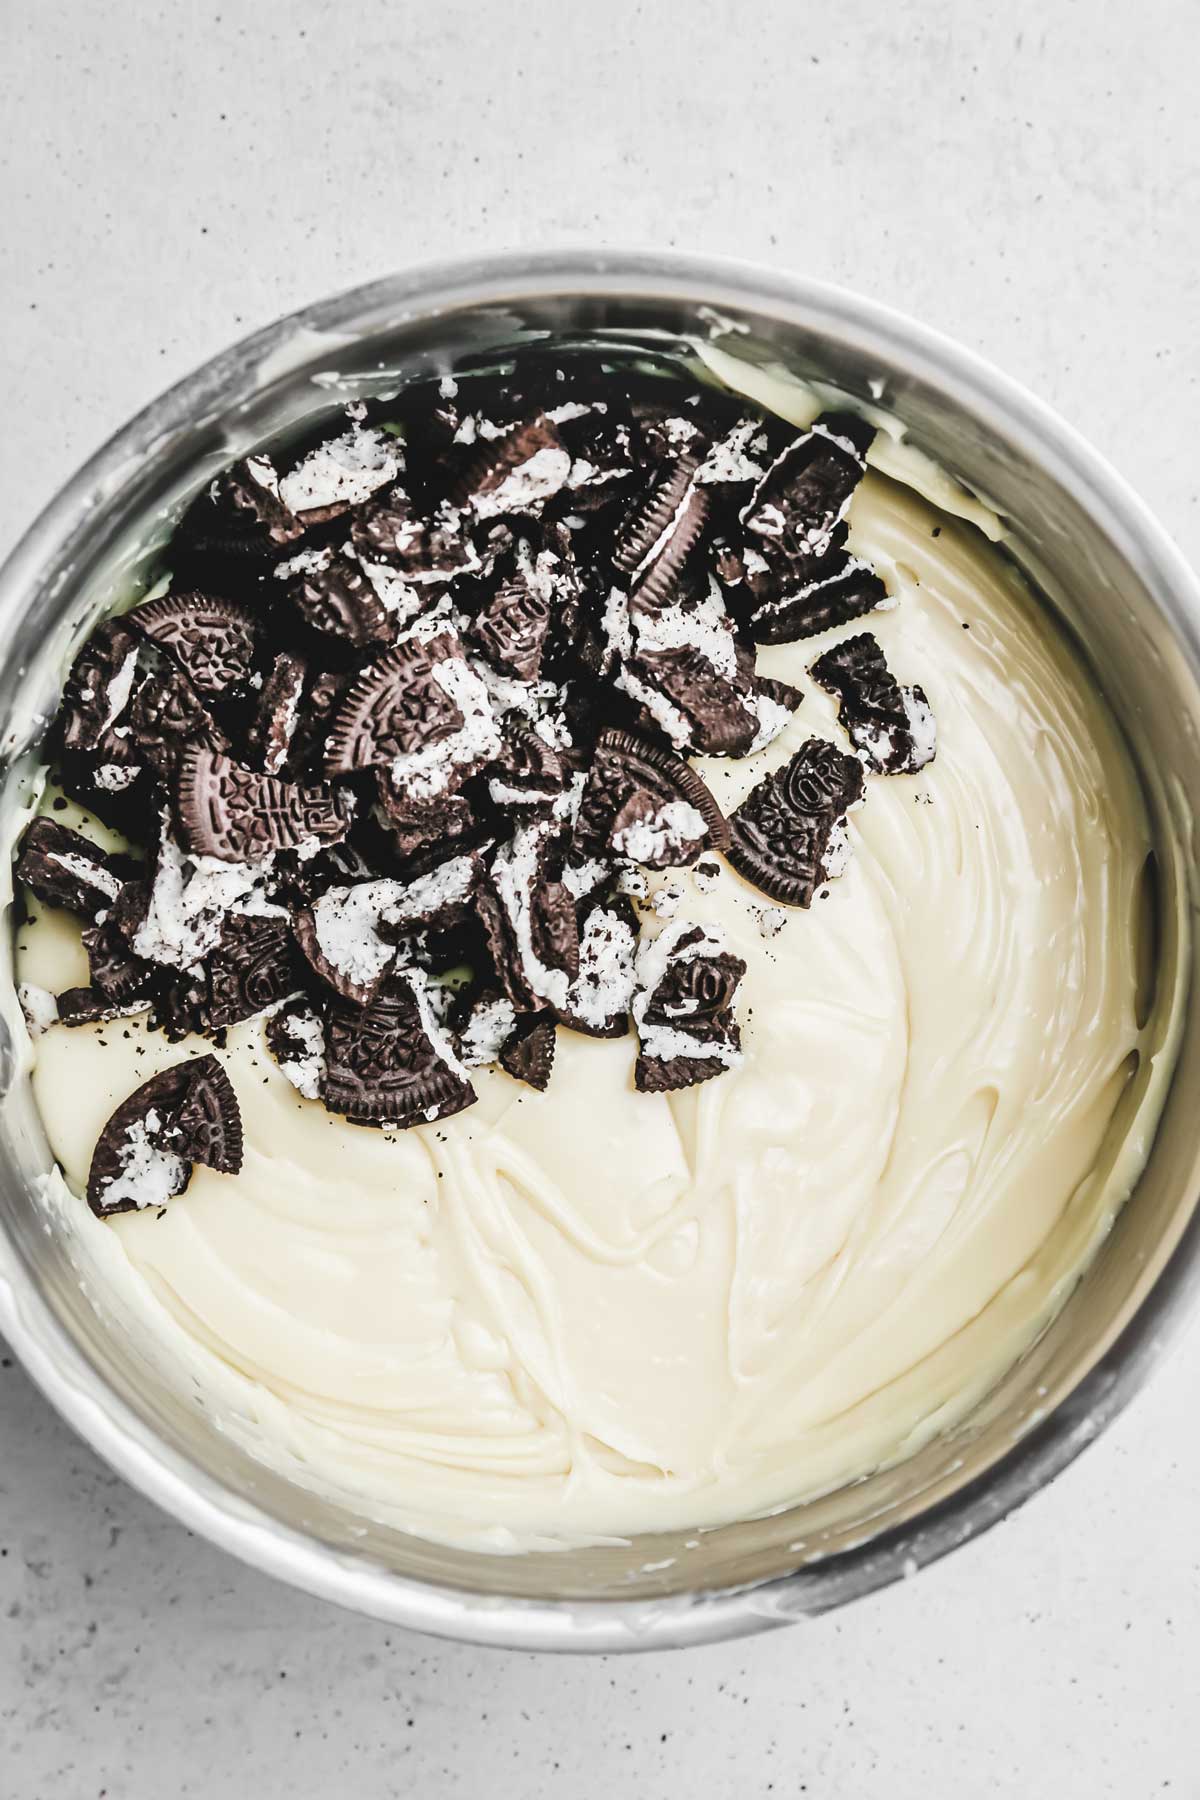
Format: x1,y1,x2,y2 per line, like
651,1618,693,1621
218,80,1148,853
177,456,309,562
455,414,571,520
295,854,480,1005
498,1013,556,1090
572,727,727,872
480,820,579,1012
16,819,132,921
810,633,937,774
561,898,638,1037
58,620,141,754
86,1055,243,1217
632,921,746,1092
82,913,157,1002
55,985,148,1029
267,996,326,1099
741,413,874,563
373,779,478,860
717,411,893,643
130,592,259,697
177,914,299,1036
322,628,498,796
276,544,398,649
727,738,866,907
173,747,354,863
740,548,890,644
127,659,231,773
320,975,475,1126
247,651,307,775
23,350,939,1178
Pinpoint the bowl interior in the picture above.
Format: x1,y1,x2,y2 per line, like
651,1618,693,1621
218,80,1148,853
0,263,1197,1633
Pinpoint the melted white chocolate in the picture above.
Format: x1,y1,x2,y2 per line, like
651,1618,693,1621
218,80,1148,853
12,404,1175,1552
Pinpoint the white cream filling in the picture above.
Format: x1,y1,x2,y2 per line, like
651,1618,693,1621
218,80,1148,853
98,1108,185,1214
307,856,477,991
47,848,122,901
611,800,708,865
386,649,502,803
470,446,572,521
277,425,402,514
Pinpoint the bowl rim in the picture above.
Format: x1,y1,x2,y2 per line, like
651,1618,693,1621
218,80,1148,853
2,246,1199,1653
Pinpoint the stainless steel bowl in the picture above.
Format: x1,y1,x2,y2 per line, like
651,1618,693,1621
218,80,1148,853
0,252,1197,1653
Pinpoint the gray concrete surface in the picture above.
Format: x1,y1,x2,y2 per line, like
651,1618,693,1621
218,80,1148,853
2,2,1199,1794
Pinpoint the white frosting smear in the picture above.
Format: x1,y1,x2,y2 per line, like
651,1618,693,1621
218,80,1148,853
12,404,1174,1553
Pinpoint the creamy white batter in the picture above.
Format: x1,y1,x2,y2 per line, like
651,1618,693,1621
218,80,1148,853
12,369,1175,1551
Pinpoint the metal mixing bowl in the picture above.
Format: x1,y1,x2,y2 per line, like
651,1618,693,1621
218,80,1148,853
0,252,1197,1652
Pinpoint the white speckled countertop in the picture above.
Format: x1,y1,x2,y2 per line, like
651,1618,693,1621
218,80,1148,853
3,2,1199,1793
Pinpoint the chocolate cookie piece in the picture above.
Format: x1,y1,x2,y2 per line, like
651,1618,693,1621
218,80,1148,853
266,996,327,1100
295,854,481,1005
114,829,280,973
59,620,141,754
754,675,804,717
322,635,465,776
129,592,259,698
86,1055,243,1218
270,838,374,910
454,414,571,520
128,659,231,772
164,914,300,1044
324,629,500,800
486,728,568,813
498,1013,556,1090
55,986,149,1028
613,454,703,578
630,400,708,466
452,988,518,1068
284,667,351,782
572,727,726,869
147,970,211,1044
276,422,404,518
608,789,712,868
82,912,158,1003
560,407,635,500
247,651,307,774
173,747,354,864
350,490,478,588
559,899,637,1038
276,544,398,649
319,977,476,1128
632,920,746,1093
480,823,580,1013
695,418,771,493
173,1058,246,1174
622,644,761,757
607,564,797,761
629,490,712,621
374,777,478,861
741,412,874,565
16,819,130,921
179,455,308,560
743,547,889,645
727,737,865,907
469,570,553,682
809,632,937,774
